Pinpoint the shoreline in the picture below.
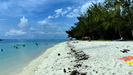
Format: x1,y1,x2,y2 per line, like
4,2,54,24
17,41,133,75
16,41,68,75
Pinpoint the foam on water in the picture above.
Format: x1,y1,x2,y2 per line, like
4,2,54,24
0,39,66,75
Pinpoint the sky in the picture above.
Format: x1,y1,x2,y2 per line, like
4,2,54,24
0,0,104,39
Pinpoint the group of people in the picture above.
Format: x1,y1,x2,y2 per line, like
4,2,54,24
0,43,39,52
67,36,91,41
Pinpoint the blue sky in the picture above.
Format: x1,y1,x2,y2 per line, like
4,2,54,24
0,0,104,39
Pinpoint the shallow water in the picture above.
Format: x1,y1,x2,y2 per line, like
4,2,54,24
0,39,65,75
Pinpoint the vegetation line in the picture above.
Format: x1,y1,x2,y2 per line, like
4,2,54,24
66,0,133,40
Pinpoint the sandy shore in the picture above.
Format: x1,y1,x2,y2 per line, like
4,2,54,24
17,41,133,75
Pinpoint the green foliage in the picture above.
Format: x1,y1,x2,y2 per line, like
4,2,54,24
66,0,133,40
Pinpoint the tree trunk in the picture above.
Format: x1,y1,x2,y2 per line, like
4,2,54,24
92,35,94,40
100,35,104,40
131,29,133,38
119,31,122,38
127,0,133,39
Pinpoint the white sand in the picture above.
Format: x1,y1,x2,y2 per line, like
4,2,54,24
17,41,133,75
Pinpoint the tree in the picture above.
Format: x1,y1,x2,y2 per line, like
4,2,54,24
66,0,133,40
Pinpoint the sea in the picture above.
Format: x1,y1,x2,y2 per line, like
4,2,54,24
0,39,66,75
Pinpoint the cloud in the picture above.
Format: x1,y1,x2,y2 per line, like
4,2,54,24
55,8,68,16
55,8,63,15
0,0,106,39
66,8,79,18
29,27,36,32
67,7,72,10
53,8,63,18
48,15,54,19
5,29,26,36
47,31,66,34
38,19,60,33
38,19,58,29
44,1,97,19
18,16,28,28
80,2,92,13
80,0,105,13
62,11,68,16
65,2,94,18
47,7,72,19
47,2,93,19
37,18,66,34
37,31,45,34
38,19,48,25
29,27,46,37
65,1,105,18
46,1,105,19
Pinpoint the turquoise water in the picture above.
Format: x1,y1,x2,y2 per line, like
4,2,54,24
0,39,66,75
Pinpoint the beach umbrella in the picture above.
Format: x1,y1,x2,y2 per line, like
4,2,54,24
82,36,85,40
85,37,89,40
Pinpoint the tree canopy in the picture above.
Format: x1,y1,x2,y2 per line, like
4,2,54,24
66,0,133,40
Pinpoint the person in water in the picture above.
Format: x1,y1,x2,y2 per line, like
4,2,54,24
1,49,3,52
36,43,38,46
23,45,25,47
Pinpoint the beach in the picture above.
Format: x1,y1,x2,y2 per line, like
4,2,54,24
17,41,133,75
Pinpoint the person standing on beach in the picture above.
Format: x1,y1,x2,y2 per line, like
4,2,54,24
89,37,91,41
